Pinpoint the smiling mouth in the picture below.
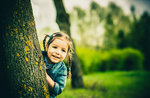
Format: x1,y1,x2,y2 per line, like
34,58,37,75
52,55,60,59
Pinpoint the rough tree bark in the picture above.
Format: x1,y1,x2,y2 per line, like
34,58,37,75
0,0,50,97
53,0,84,88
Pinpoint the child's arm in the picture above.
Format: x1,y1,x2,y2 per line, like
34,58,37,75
51,67,67,96
44,65,55,88
45,63,67,96
46,72,55,88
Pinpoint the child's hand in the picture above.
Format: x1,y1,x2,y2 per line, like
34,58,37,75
45,66,46,70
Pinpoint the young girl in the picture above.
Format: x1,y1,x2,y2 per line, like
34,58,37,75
42,32,73,98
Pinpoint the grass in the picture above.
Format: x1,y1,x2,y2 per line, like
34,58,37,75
57,71,150,98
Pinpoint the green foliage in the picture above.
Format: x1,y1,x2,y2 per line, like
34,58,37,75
121,48,144,70
73,7,86,19
76,47,102,74
126,11,150,70
58,71,150,98
76,47,144,74
71,2,131,49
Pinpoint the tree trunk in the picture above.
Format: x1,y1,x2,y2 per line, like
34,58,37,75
0,0,50,97
53,0,84,88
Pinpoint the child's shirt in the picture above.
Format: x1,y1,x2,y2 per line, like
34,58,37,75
42,51,67,98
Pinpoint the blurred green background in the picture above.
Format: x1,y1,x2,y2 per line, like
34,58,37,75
33,0,150,97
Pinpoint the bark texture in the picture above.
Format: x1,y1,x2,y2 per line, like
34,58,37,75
0,0,50,97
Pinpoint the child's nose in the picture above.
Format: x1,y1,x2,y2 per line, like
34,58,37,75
56,49,61,54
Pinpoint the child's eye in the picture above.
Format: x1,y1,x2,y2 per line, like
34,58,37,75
62,49,66,52
52,46,57,48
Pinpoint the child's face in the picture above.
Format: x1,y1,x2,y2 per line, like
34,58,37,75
47,38,68,63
